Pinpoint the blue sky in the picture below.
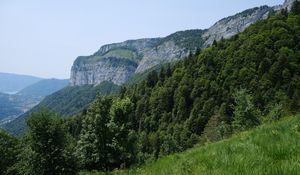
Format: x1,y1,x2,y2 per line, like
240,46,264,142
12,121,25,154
0,0,283,78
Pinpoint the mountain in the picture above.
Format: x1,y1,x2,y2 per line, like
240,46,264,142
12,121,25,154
70,30,205,86
17,79,69,99
4,0,295,136
0,72,42,94
0,78,69,127
82,115,300,175
70,5,280,87
2,1,300,174
3,81,120,135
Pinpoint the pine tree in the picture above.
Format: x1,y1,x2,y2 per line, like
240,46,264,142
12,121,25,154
291,0,300,15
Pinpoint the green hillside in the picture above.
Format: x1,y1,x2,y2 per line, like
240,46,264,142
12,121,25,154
82,114,300,175
17,79,68,98
1,2,300,175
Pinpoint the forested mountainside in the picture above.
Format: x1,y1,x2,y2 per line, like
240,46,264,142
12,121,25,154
6,3,276,134
82,114,300,175
71,8,300,171
17,79,68,98
1,2,300,175
3,81,120,135
4,1,288,136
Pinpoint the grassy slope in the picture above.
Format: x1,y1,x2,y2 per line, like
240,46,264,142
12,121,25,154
82,115,300,175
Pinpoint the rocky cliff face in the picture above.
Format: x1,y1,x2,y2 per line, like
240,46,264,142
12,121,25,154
70,30,204,86
70,1,292,86
282,0,298,10
70,38,160,86
201,6,271,47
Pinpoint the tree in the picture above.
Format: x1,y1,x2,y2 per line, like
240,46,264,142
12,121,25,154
232,89,260,132
76,96,112,171
291,0,300,15
146,71,158,87
107,97,136,169
23,109,77,175
0,130,19,175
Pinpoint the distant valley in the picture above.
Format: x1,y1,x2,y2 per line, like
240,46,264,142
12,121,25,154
0,73,68,126
0,72,42,94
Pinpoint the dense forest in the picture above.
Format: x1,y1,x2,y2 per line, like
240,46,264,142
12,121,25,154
1,2,300,174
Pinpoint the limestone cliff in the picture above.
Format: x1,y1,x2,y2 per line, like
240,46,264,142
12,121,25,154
201,6,271,47
70,30,204,86
70,1,293,86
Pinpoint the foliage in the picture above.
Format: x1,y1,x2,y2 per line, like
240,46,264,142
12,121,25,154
291,0,300,15
76,96,137,171
0,130,19,175
76,96,112,171
15,109,78,175
232,89,259,132
3,6,300,174
82,114,300,175
73,9,300,171
4,81,120,136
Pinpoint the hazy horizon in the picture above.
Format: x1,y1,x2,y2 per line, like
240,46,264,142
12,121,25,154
0,0,283,79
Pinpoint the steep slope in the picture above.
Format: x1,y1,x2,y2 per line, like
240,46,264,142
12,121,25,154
82,115,300,175
17,79,69,98
69,3,290,87
3,81,120,136
71,8,300,171
70,30,205,86
201,5,272,47
0,72,42,94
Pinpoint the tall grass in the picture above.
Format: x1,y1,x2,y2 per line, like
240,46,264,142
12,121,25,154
82,115,300,175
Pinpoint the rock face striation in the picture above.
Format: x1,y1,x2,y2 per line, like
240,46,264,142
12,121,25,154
201,6,271,47
70,0,296,86
70,30,205,86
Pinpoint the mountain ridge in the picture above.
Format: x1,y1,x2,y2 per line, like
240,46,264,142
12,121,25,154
69,1,294,87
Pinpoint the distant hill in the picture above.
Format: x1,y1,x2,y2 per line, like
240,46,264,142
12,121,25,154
17,79,69,98
0,93,22,121
0,72,42,94
3,81,120,135
0,78,69,127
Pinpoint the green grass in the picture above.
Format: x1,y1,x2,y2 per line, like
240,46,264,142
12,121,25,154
90,49,139,63
103,49,137,60
81,115,300,175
